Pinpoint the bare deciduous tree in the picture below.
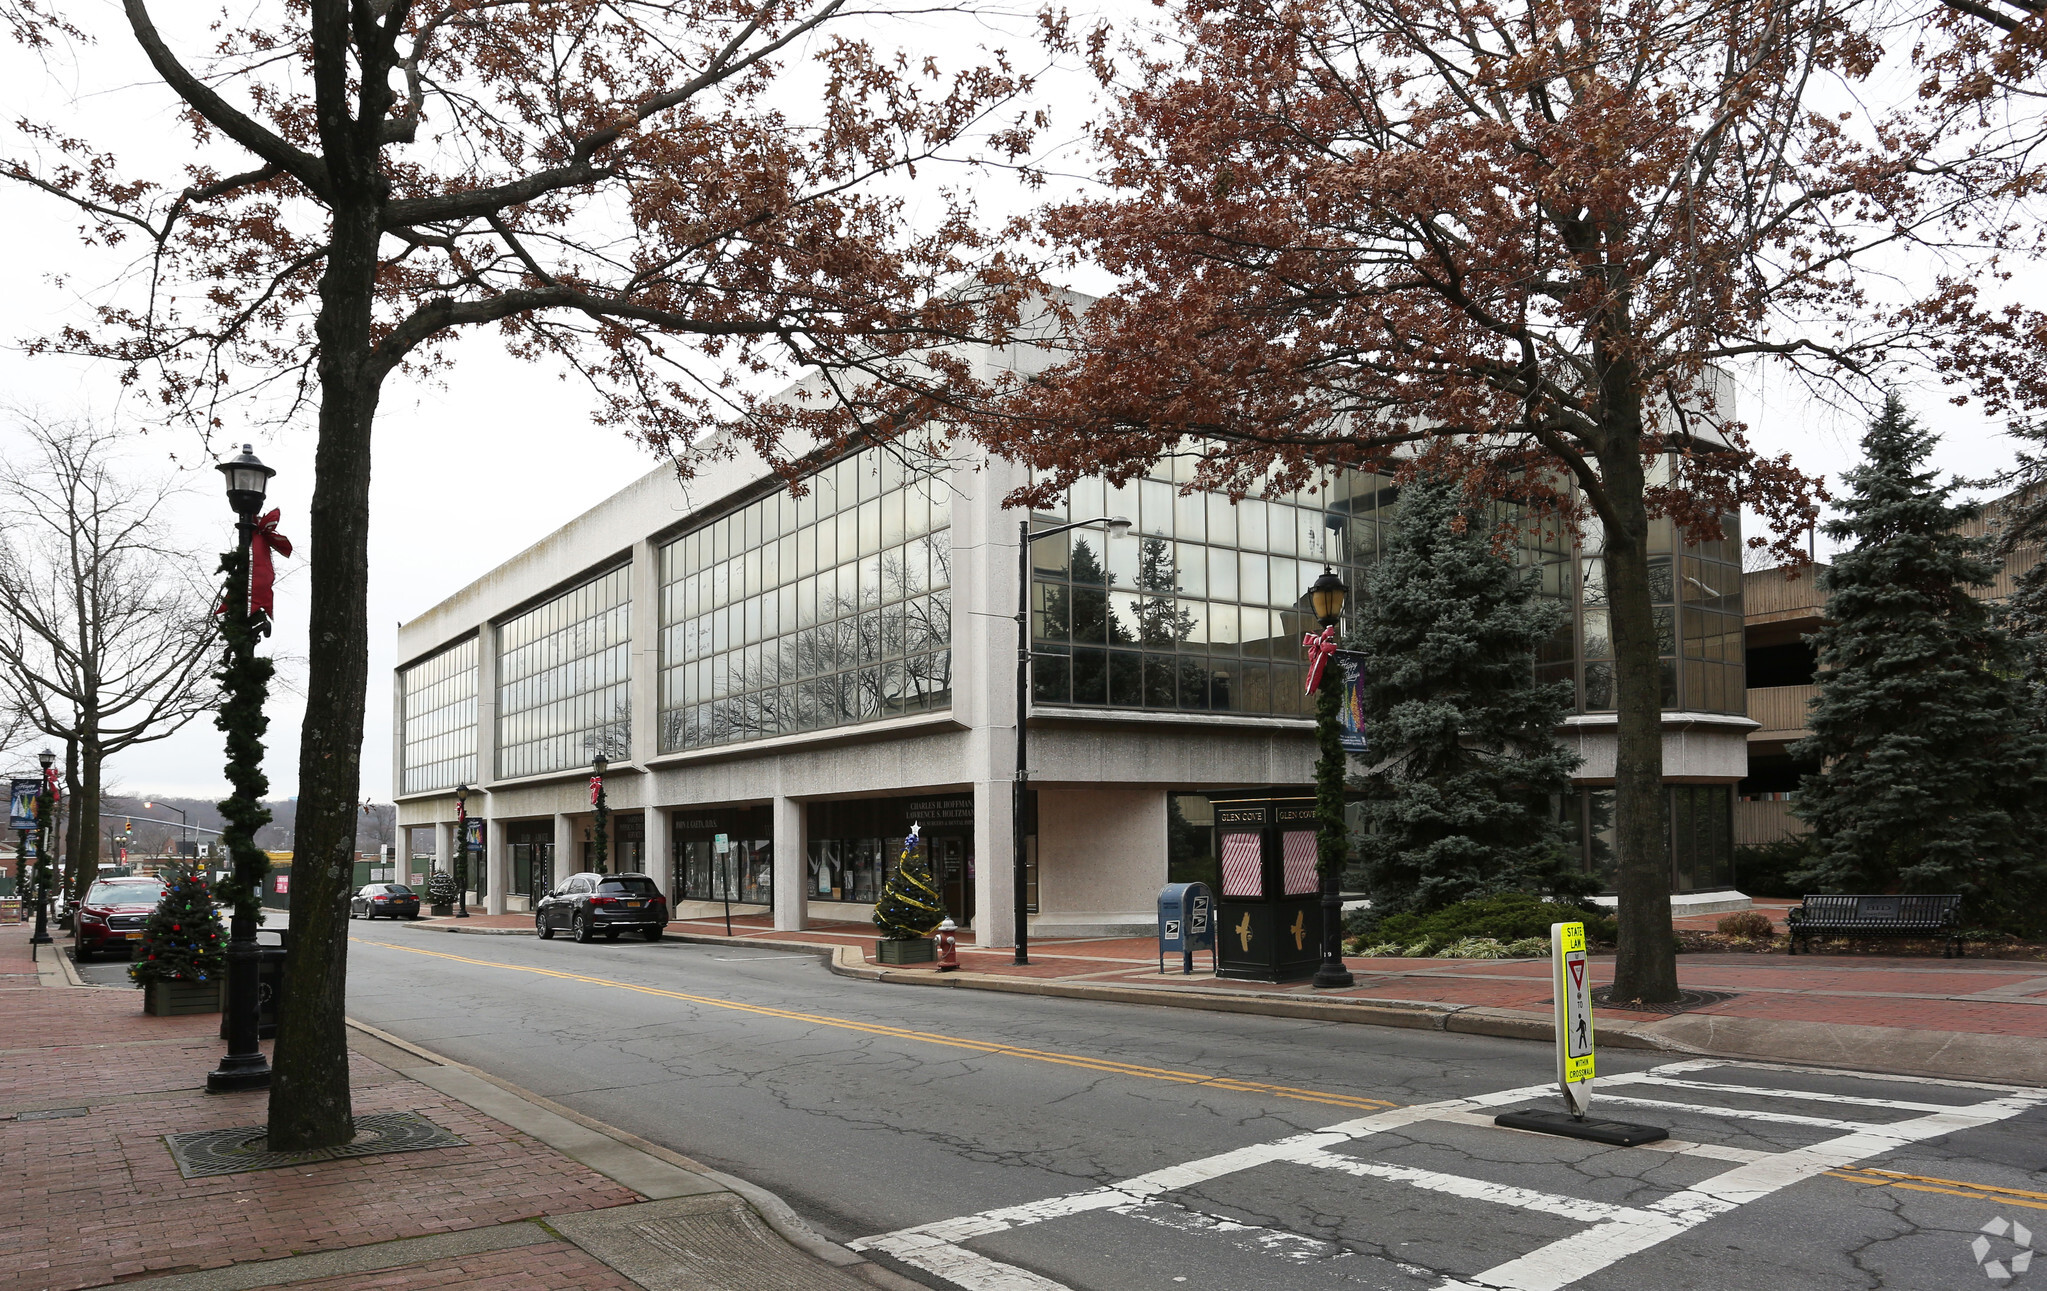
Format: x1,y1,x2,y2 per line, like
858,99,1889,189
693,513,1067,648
0,412,218,906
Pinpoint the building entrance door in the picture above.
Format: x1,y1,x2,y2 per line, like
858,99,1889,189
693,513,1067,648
933,835,972,927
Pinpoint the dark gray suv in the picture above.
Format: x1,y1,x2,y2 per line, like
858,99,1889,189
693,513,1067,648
535,872,668,942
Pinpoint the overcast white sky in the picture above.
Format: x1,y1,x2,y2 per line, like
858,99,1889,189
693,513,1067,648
0,2,2030,803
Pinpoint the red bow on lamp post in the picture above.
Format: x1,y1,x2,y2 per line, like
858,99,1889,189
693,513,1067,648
249,509,292,621
1302,625,1339,694
589,776,604,806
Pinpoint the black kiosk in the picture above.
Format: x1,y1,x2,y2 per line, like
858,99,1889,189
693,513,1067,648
1213,793,1322,982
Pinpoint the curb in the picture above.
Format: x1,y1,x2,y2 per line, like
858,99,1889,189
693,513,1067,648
393,920,2046,1085
343,1018,920,1289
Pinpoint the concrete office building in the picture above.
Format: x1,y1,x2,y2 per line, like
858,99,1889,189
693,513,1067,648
394,361,1755,938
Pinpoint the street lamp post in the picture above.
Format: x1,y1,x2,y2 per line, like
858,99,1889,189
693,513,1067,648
1306,568,1355,989
210,444,277,1093
145,801,190,856
589,755,609,876
1013,513,1131,965
453,785,473,918
29,748,55,946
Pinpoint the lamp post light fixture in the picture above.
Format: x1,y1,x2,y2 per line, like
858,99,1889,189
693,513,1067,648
453,784,473,919
1013,513,1132,965
1306,567,1355,989
28,747,55,946
209,444,276,1093
589,754,610,876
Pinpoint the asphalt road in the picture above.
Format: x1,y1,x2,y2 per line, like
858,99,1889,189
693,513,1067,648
123,922,2047,1289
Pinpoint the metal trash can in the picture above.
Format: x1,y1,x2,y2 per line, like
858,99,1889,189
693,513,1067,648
218,931,289,1041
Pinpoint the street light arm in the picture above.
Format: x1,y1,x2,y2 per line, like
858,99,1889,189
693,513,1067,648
1028,515,1133,543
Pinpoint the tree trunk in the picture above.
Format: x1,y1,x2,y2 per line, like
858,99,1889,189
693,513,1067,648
78,742,101,897
63,739,81,899
1599,445,1679,1003
268,200,382,1153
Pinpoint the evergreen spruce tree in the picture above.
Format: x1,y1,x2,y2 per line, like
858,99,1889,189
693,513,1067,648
1353,472,1583,917
872,827,945,940
1984,418,2047,736
129,864,227,985
1792,395,2047,927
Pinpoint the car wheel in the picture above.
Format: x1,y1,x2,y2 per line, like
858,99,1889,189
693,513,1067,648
643,927,663,942
573,911,594,943
72,937,89,963
537,912,554,940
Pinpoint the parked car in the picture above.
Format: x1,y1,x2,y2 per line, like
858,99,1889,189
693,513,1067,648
535,872,668,942
73,876,168,961
349,882,421,920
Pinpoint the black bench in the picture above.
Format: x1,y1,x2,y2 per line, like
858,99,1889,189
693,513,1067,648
1786,894,1964,957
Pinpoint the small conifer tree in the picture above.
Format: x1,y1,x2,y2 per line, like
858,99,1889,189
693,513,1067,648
872,827,945,940
1792,395,2047,927
1353,472,1584,917
129,865,227,986
1983,418,2047,735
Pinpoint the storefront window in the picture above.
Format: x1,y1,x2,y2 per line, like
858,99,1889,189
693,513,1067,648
1559,785,1731,893
657,440,953,751
805,794,975,923
495,567,632,780
505,821,552,896
399,637,477,794
673,806,772,904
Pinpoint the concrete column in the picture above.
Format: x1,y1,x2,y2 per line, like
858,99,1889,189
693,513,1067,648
771,793,806,931
485,814,507,915
433,820,452,875
645,806,672,904
972,778,1017,947
553,812,575,886
630,538,661,768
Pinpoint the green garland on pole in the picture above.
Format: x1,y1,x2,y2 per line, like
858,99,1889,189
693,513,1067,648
213,542,275,922
872,827,943,941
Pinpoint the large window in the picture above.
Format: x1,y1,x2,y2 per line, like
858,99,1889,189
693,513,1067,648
495,567,632,780
657,445,952,751
400,638,477,794
1029,465,1389,716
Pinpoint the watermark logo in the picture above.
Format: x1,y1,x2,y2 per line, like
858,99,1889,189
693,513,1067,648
1974,1216,2035,1281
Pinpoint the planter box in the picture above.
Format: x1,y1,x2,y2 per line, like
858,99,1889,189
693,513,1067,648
145,979,221,1017
876,938,935,965
428,903,453,917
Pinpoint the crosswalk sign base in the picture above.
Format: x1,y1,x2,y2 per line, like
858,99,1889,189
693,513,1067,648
1493,1108,1669,1147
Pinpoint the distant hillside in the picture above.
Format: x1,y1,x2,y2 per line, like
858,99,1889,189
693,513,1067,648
99,795,395,857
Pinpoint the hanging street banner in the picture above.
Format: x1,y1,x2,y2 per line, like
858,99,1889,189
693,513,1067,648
1336,653,1369,755
462,818,484,853
1553,920,1595,1116
9,778,39,832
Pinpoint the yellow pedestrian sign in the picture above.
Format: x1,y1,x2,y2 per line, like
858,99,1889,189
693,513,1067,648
1553,921,1595,1116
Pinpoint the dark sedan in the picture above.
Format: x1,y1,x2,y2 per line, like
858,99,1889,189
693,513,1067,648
349,882,422,920
72,877,167,961
535,872,667,942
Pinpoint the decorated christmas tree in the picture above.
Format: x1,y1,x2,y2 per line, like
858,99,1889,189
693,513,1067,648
129,865,228,986
872,825,944,941
426,868,458,909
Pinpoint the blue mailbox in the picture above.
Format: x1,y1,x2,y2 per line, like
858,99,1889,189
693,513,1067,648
1157,882,1217,975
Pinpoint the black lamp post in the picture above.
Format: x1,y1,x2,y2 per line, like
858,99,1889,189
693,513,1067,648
28,747,55,945
1307,567,1355,989
453,784,473,918
1013,513,1131,965
589,754,609,876
210,443,275,1092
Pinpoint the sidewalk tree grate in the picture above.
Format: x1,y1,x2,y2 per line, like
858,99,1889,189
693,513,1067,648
163,1110,468,1178
1589,986,1740,1015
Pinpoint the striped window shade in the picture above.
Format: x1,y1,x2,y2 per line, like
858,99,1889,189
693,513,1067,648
1282,830,1319,895
1220,831,1263,896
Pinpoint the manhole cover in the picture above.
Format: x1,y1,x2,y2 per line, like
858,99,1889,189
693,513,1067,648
163,1110,466,1178
1589,986,1739,1015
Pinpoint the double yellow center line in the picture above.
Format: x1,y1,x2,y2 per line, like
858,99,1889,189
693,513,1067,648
357,937,1399,1114
1829,1166,2047,1211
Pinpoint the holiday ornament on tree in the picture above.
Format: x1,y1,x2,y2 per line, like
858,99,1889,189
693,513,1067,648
129,865,228,986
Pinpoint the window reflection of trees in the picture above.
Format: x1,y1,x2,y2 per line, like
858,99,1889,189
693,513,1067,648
659,542,952,748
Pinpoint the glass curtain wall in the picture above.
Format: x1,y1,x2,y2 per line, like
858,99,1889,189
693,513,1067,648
399,637,478,794
1029,463,1389,715
657,444,952,751
495,567,632,780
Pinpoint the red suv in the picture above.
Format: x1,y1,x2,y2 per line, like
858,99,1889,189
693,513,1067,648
73,877,167,961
